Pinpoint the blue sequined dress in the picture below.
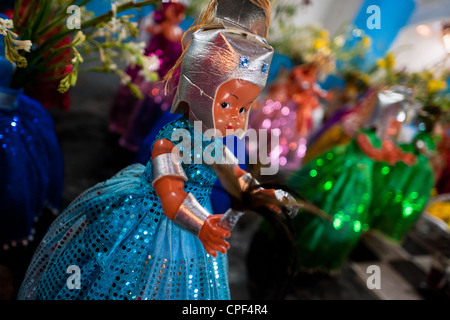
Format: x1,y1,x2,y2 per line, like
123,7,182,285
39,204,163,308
18,116,230,300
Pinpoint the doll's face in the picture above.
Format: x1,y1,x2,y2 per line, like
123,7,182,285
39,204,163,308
213,79,263,137
164,4,186,25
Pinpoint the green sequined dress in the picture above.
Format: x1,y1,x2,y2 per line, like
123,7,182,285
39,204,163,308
286,130,375,271
368,131,434,242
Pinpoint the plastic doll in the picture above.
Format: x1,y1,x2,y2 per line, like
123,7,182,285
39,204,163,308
109,0,187,152
284,86,422,271
289,62,333,138
18,0,285,300
248,62,332,170
367,91,435,242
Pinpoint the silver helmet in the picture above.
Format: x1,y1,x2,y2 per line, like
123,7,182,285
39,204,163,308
170,0,274,137
366,85,419,141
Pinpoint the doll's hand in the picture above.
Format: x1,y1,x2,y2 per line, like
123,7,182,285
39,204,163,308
255,189,282,214
198,215,231,257
256,189,298,217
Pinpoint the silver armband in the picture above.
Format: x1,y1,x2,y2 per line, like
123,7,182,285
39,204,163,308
218,208,244,231
151,152,188,187
174,193,211,236
238,173,262,192
275,189,299,218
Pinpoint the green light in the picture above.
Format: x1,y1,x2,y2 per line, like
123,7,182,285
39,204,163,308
333,218,342,230
316,158,324,167
324,181,333,190
403,206,413,217
353,220,362,232
381,166,390,175
310,169,318,177
326,153,334,160
394,194,402,202
357,204,365,214
410,192,418,199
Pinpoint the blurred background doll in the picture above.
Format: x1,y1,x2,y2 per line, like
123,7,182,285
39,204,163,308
109,0,188,152
249,60,333,171
302,73,376,165
367,87,435,242
0,15,64,298
18,0,291,300
269,86,422,271
289,61,333,139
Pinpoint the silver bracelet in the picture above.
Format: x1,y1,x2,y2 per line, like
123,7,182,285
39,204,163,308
274,189,299,218
151,152,188,187
238,173,262,192
174,193,211,236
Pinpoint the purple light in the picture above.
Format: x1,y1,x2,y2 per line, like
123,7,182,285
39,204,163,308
281,106,290,116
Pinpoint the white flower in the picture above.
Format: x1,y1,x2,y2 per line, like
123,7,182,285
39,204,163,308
118,28,128,41
109,17,120,33
4,19,13,30
138,54,161,82
92,28,106,38
0,25,6,36
120,74,132,85
128,41,146,54
143,54,161,72
111,3,117,16
12,39,33,52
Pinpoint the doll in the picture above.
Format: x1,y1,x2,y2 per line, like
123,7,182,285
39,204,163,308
367,89,435,242
248,62,332,170
284,86,423,271
289,62,333,139
302,88,378,165
18,0,286,300
109,0,187,152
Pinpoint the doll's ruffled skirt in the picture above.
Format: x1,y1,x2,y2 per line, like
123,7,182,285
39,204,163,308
18,164,230,300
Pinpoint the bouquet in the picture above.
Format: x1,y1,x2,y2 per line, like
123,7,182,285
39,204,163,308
1,0,161,108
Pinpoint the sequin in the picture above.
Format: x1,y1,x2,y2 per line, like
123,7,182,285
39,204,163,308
285,129,374,270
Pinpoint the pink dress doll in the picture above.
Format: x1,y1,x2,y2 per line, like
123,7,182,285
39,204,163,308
109,1,187,152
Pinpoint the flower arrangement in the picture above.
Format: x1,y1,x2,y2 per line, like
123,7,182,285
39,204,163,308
368,51,449,113
1,0,161,105
267,21,371,76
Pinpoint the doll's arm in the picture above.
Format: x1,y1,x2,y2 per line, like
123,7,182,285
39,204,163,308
152,139,230,257
313,83,333,100
222,146,297,217
356,132,385,161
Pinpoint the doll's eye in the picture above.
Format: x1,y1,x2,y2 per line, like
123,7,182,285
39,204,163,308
239,107,246,114
221,102,230,109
